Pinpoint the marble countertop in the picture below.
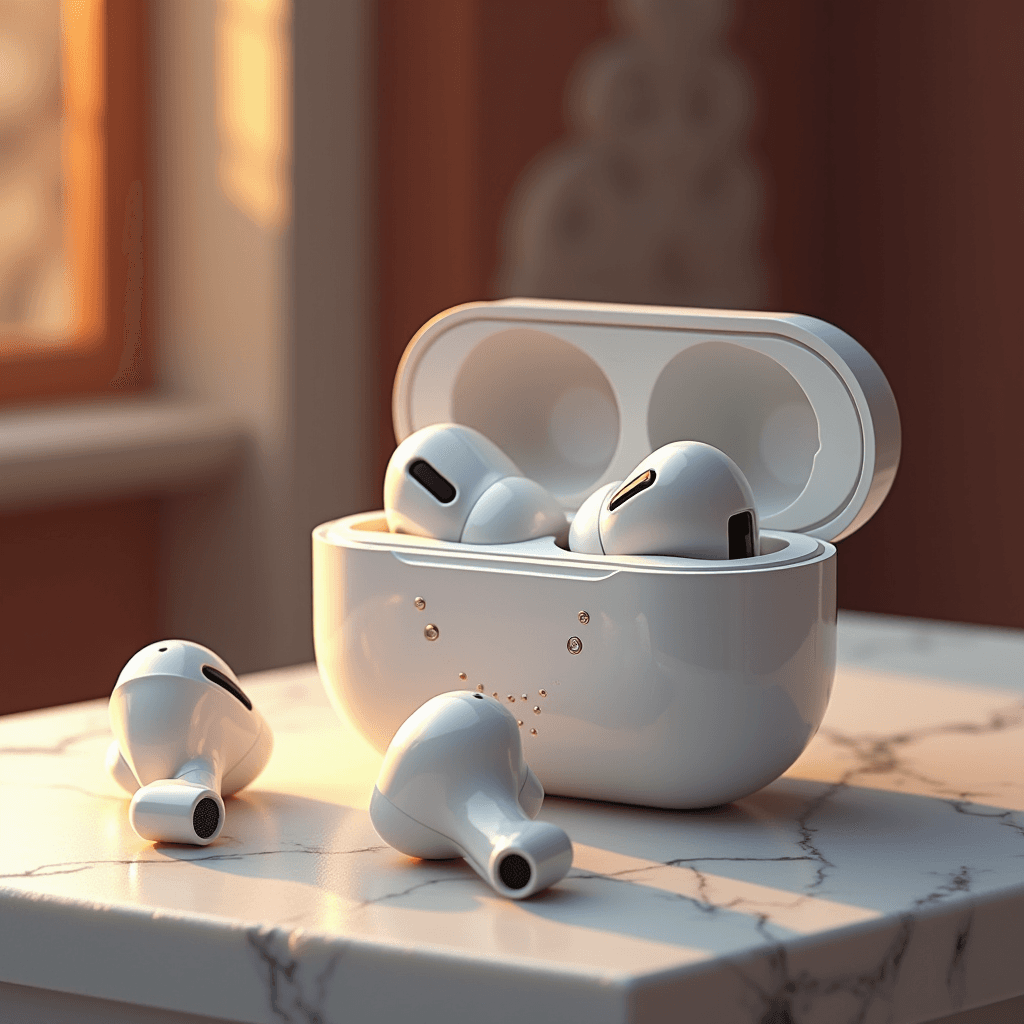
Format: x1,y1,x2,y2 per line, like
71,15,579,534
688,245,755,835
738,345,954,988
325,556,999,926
1,612,1023,1024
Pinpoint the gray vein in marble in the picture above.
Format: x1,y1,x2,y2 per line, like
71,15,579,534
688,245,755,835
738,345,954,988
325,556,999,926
566,857,815,947
823,700,1022,788
667,865,794,945
0,843,387,882
945,913,972,1011
947,800,1024,842
793,784,841,889
912,867,972,909
567,861,721,915
786,699,1024,895
734,915,915,1024
353,872,485,908
246,926,342,1024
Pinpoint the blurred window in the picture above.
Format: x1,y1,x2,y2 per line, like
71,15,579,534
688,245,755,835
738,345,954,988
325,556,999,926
0,0,148,404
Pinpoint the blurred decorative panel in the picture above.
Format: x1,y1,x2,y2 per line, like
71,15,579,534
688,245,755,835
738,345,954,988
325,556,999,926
0,0,104,351
497,0,763,309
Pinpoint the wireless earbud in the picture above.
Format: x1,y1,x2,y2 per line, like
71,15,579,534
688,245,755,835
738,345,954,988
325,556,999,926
107,640,273,846
384,423,567,544
569,441,759,559
370,691,573,899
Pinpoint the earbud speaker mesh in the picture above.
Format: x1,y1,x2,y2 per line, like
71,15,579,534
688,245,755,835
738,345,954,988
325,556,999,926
498,853,531,890
193,798,220,839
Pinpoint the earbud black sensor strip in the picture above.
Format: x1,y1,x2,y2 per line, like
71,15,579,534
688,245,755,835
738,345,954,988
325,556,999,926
728,510,756,559
201,664,252,710
408,458,457,504
608,469,656,512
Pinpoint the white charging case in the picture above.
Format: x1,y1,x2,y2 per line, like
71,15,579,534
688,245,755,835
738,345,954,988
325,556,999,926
313,300,900,808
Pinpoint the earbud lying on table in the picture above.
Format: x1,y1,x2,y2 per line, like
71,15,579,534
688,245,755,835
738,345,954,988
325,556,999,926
370,691,573,899
385,423,567,544
107,640,273,846
569,441,759,559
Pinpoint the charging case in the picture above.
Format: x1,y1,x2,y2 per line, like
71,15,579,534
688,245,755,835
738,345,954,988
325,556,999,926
313,300,900,808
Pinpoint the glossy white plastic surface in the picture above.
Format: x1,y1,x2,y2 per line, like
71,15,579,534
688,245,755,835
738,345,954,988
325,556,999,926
569,441,759,558
315,302,895,809
384,423,565,544
370,691,572,899
108,640,273,845
315,516,836,808
392,300,900,542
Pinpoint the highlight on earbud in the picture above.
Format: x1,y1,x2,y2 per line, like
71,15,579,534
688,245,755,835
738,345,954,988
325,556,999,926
384,423,567,544
369,691,573,899
107,640,273,846
569,441,759,559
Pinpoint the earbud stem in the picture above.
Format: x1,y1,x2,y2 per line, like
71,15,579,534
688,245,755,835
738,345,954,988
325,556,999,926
518,764,544,820
128,759,225,846
455,790,573,899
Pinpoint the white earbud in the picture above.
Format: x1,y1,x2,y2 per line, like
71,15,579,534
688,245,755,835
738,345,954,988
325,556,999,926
384,423,567,544
107,640,273,846
569,441,759,559
370,691,573,899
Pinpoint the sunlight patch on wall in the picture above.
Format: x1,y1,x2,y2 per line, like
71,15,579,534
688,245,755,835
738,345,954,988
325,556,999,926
216,0,291,231
0,0,103,349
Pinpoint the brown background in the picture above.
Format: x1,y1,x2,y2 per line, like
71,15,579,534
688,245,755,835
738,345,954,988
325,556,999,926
376,0,1024,630
3,0,1022,715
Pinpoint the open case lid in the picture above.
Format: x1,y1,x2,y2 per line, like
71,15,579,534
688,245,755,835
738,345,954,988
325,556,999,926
392,300,900,542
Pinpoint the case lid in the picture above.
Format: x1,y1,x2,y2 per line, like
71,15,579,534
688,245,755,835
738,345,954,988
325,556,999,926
392,300,900,542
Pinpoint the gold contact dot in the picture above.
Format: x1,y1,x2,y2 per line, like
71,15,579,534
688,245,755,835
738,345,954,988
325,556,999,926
492,692,498,698
521,694,528,700
517,720,523,727
476,684,484,692
533,706,541,714
530,728,537,736
507,695,515,702
539,689,547,697
459,672,467,681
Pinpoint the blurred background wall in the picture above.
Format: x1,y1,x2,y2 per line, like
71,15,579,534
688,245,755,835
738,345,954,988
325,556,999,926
1,0,374,713
375,0,1024,629
2,0,1022,714
154,0,374,680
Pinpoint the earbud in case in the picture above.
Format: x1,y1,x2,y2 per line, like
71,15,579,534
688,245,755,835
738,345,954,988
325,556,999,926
313,299,900,808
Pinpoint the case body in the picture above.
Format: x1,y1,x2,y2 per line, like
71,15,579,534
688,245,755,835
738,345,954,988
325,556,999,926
313,300,900,808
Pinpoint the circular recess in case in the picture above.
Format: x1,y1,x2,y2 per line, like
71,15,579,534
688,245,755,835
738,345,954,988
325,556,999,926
452,329,620,497
648,342,820,519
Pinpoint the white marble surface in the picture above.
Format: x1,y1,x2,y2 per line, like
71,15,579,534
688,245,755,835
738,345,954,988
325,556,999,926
1,611,1023,1024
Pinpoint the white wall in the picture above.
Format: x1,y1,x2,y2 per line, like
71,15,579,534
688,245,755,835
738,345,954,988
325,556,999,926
150,0,374,672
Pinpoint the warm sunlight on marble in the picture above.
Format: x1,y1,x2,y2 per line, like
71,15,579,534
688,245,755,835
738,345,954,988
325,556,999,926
788,668,1024,812
2,614,1023,1023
